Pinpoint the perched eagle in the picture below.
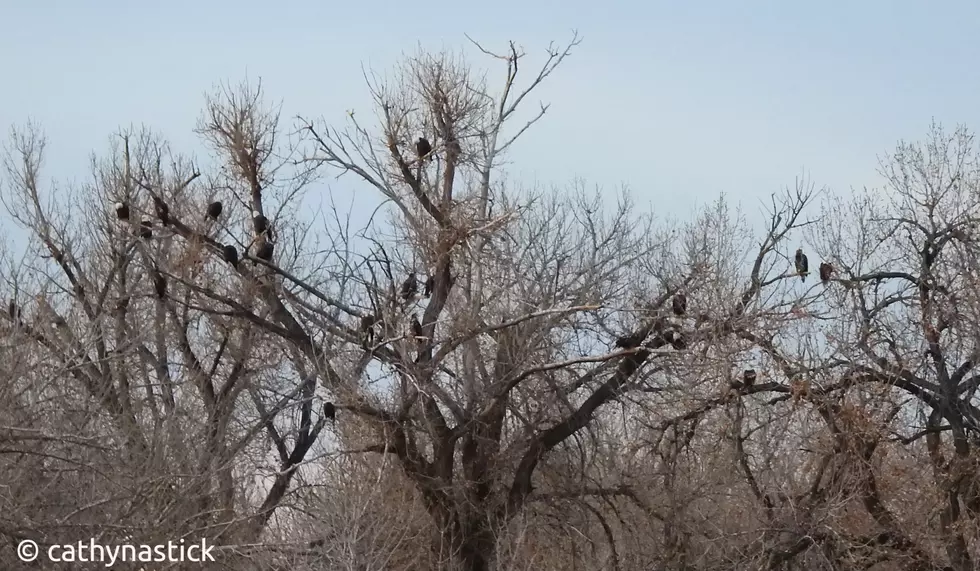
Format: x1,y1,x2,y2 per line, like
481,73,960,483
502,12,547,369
222,244,239,268
153,196,170,225
670,332,687,351
322,401,336,422
400,273,419,300
795,248,809,281
615,331,646,349
7,300,21,322
410,314,424,342
672,293,687,316
416,137,432,159
139,216,153,240
255,242,274,262
206,201,223,220
360,315,376,346
819,262,833,283
253,211,269,235
152,272,167,299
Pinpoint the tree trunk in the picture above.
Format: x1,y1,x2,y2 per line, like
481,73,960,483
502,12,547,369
458,542,493,571
439,512,497,571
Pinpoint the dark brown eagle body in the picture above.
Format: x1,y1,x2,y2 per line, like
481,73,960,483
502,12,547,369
401,274,419,299
795,248,809,281
615,331,646,349
153,196,170,225
819,262,833,283
139,216,153,240
206,201,223,220
153,272,167,299
256,242,274,261
222,244,239,268
672,293,687,316
416,137,432,159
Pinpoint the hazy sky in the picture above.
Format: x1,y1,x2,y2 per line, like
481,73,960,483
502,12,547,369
2,0,980,224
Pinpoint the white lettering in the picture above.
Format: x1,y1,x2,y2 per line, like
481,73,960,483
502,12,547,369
37,538,215,565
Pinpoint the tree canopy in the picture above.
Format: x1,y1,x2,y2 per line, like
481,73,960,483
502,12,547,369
3,35,980,571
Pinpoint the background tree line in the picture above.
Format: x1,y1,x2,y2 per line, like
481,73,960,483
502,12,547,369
1,35,979,570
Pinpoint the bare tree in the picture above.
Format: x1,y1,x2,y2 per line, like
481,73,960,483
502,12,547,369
7,33,980,571
0,113,338,567
284,35,830,571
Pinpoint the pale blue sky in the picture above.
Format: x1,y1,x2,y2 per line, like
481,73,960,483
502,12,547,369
2,0,979,223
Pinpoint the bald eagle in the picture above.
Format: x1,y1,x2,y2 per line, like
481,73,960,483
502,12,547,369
410,314,424,341
253,211,269,235
819,262,833,283
139,216,153,240
114,202,130,220
423,275,435,297
206,201,223,220
672,293,687,316
401,273,419,300
360,315,376,346
222,244,239,268
152,272,167,299
743,369,757,387
795,249,809,281
7,300,21,323
416,137,432,159
615,331,646,349
323,401,336,423
152,196,170,225
670,332,687,351
256,242,274,262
